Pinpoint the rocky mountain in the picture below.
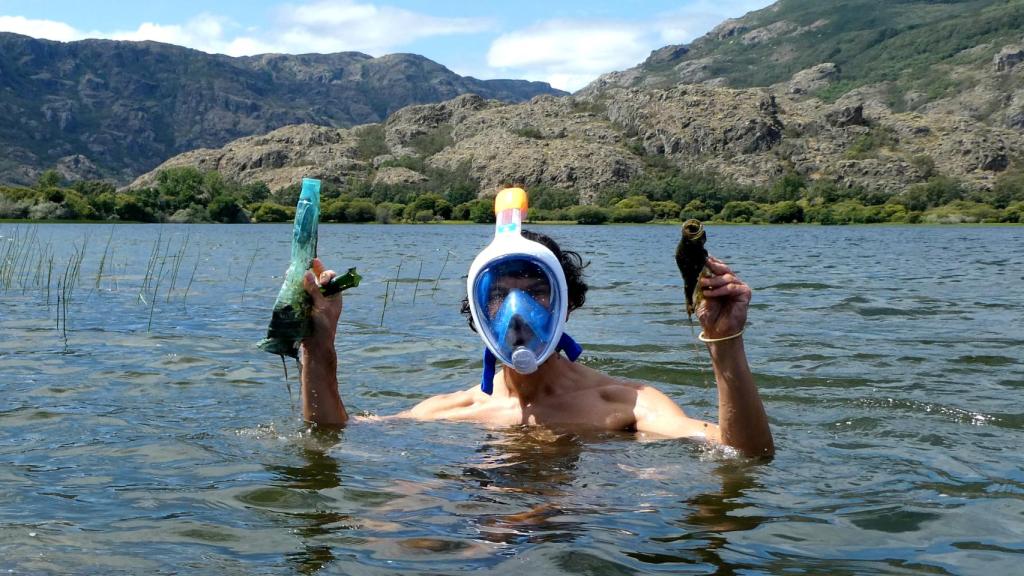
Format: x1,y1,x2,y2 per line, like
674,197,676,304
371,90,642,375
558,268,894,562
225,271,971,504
130,0,1024,200
0,32,564,186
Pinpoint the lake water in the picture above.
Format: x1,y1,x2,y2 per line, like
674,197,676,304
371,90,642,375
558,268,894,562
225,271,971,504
1,223,1023,575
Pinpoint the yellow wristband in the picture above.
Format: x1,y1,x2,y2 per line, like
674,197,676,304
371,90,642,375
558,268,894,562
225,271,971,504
698,329,744,343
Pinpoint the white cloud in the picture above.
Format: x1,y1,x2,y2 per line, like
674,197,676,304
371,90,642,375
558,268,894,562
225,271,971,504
487,20,650,91
270,1,492,54
482,0,775,91
0,1,492,57
0,15,84,41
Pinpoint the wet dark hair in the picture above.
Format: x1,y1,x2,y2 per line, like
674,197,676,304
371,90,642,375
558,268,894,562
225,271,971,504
461,229,589,332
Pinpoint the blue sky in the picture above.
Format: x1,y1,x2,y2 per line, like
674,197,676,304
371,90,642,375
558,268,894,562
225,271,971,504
0,0,773,91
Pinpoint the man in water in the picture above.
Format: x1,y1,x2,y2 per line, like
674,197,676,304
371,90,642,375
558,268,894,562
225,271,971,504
298,190,773,458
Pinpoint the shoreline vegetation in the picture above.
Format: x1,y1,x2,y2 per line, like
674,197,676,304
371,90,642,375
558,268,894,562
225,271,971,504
3,159,1023,226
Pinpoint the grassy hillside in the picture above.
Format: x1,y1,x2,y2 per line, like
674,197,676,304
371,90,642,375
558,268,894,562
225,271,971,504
636,0,1024,104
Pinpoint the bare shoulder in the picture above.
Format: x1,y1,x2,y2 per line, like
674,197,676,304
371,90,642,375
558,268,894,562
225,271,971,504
629,381,719,441
398,386,484,420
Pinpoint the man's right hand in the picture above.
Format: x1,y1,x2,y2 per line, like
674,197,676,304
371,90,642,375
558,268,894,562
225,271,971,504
302,257,343,345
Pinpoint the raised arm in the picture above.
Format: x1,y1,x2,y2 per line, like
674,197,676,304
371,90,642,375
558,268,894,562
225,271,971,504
697,257,773,458
298,258,348,426
631,256,773,457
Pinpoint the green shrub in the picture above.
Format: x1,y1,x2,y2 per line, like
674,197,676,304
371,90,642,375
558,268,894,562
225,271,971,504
62,190,96,220
452,202,471,221
680,199,714,221
114,195,157,222
1002,201,1024,223
414,209,435,223
252,202,295,222
610,207,654,223
355,124,389,160
767,201,804,223
36,170,62,189
512,126,544,139
923,200,1002,223
651,200,681,220
241,181,271,204
469,199,496,223
899,176,965,211
322,198,349,222
984,169,1024,208
615,195,652,210
409,125,454,157
530,185,578,210
0,193,32,219
570,205,609,225
345,200,376,223
765,171,806,203
375,202,405,223
530,208,571,221
169,204,213,223
720,201,762,222
910,155,936,179
208,195,248,223
846,126,898,159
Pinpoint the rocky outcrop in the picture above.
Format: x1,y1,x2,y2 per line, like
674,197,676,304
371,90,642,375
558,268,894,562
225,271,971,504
787,63,839,95
373,167,428,187
709,19,748,40
128,124,364,191
742,21,797,45
994,45,1024,72
605,85,783,158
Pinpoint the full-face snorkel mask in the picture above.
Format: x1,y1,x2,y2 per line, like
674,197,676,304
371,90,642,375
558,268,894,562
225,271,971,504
467,188,583,394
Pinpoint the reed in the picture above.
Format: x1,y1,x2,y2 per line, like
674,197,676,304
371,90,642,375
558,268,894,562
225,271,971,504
94,225,115,290
146,235,173,332
166,233,190,303
139,229,163,305
412,260,423,304
45,253,53,307
240,242,260,304
57,241,87,345
431,249,452,298
182,246,201,310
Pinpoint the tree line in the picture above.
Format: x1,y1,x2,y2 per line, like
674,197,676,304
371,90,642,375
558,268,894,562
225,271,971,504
2,159,1023,225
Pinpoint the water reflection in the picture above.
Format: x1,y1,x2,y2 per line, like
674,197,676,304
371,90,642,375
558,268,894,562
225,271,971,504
463,428,588,547
634,462,768,573
267,428,345,574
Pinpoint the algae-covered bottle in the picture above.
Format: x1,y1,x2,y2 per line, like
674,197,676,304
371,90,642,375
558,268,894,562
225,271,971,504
257,178,321,358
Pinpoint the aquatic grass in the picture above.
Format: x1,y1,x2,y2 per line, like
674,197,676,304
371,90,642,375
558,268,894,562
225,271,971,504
412,260,423,304
379,280,392,327
57,240,87,346
94,225,115,291
182,246,201,310
379,258,404,327
240,242,260,304
45,253,53,307
138,228,164,305
431,249,452,298
166,233,190,303
145,234,175,332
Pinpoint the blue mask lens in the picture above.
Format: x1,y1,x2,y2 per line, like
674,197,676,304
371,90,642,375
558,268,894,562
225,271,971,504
473,258,560,369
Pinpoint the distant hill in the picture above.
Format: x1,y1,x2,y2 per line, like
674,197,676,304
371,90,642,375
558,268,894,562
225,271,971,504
581,0,1024,114
0,32,564,185
129,0,1024,206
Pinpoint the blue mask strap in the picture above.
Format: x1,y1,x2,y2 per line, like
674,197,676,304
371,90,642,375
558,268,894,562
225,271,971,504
558,332,582,362
481,348,497,395
479,333,583,395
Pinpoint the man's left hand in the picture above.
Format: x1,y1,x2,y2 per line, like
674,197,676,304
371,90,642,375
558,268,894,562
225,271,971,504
697,256,751,339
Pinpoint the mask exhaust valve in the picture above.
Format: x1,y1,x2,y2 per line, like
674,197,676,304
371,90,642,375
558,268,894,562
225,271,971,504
511,347,539,374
